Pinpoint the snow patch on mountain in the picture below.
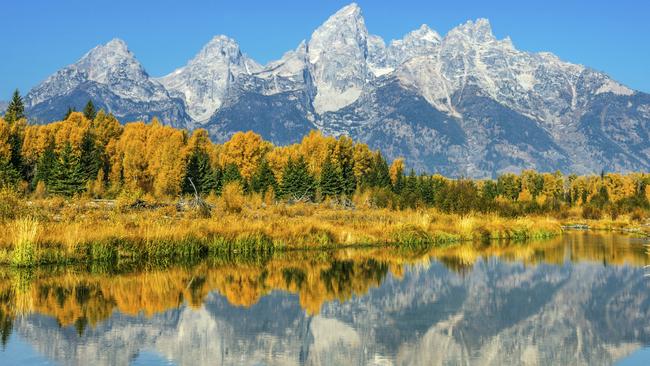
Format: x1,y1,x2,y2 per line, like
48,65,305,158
595,79,634,96
308,3,370,113
157,35,261,122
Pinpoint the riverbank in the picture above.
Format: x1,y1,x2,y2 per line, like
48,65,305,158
1,195,649,267
0,196,568,267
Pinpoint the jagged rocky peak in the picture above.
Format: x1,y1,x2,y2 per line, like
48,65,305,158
404,24,441,44
191,35,249,67
386,24,442,66
157,35,261,122
448,18,496,43
259,40,309,78
77,38,149,84
26,37,173,110
308,2,371,113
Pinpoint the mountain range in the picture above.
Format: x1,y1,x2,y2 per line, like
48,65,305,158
22,3,650,177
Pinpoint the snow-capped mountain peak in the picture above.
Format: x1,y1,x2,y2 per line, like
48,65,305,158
76,38,151,86
308,2,370,113
157,35,262,122
449,18,496,43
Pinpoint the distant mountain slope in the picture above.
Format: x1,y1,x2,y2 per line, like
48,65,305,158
25,39,190,128
24,3,650,177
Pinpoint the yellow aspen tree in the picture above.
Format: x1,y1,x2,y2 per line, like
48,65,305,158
266,145,300,181
331,135,354,171
299,130,335,175
0,118,12,162
389,158,405,186
220,131,272,180
144,121,186,197
518,188,533,202
352,144,373,182
92,110,123,146
116,122,150,192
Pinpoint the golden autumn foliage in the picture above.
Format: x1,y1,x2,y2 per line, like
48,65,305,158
219,131,272,180
389,158,405,186
0,118,12,162
13,112,395,200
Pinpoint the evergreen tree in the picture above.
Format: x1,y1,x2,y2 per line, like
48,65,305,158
398,169,419,208
374,154,391,188
281,157,315,201
393,170,405,194
0,160,19,188
319,156,342,197
251,159,277,195
79,130,102,182
481,180,498,201
48,143,85,196
183,150,217,195
222,163,243,186
83,100,96,120
213,166,224,194
7,122,25,181
340,160,356,196
33,142,57,188
4,89,25,123
417,175,435,205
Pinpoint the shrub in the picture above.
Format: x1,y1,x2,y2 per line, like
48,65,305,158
0,188,26,221
392,226,433,249
221,182,245,213
115,189,146,212
630,208,646,222
582,205,602,220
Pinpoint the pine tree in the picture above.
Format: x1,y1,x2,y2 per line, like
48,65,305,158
393,170,405,194
222,163,243,187
48,143,85,196
183,149,217,195
83,100,96,120
363,153,391,188
79,130,102,182
319,156,342,197
4,89,25,123
0,160,19,188
33,142,57,188
251,158,277,195
340,160,356,196
280,157,315,201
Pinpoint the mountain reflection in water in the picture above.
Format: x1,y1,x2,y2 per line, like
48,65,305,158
0,232,648,365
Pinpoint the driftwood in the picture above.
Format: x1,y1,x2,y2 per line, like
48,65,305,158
176,178,213,217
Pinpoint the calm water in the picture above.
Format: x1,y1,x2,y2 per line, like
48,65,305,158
0,232,648,365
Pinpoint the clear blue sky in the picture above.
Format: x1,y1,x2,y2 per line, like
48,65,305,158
1,0,649,99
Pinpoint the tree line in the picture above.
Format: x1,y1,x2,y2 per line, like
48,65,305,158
1,90,649,217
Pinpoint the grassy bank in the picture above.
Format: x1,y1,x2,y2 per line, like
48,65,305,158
0,195,566,267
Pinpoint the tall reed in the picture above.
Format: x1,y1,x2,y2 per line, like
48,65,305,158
10,218,40,267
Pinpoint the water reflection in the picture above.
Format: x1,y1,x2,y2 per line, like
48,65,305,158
1,232,649,365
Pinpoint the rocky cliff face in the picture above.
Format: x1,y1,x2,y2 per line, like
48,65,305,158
25,39,190,128
24,3,650,177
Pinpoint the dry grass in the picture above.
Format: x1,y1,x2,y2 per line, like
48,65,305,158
0,195,568,266
10,217,40,267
